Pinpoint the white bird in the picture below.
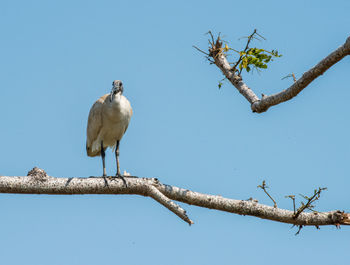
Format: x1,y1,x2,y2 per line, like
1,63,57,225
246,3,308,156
86,80,133,177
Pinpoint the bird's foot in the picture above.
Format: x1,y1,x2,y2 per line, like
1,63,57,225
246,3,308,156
107,173,128,187
106,175,118,180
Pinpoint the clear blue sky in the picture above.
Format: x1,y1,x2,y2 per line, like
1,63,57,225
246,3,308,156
1,0,350,264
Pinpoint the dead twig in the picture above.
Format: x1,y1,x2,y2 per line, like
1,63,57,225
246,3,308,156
285,195,296,214
282,73,297,82
293,187,327,219
257,180,277,208
192,45,209,56
295,225,303,235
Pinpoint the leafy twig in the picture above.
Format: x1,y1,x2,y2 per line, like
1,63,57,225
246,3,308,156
228,30,282,75
232,29,258,72
218,77,226,89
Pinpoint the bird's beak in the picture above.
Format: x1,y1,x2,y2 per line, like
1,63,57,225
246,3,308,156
110,86,122,102
110,91,115,102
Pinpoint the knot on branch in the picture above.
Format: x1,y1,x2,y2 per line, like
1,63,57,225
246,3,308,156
27,167,49,182
247,197,259,203
340,212,350,225
326,211,345,228
150,177,160,185
251,100,270,113
208,33,223,59
328,210,350,226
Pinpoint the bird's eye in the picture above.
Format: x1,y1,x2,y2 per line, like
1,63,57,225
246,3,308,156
119,82,123,87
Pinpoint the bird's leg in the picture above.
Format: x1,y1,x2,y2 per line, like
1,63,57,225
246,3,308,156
115,140,121,176
112,140,127,187
101,141,107,177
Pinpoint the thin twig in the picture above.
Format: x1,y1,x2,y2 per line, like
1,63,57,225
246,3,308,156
282,73,297,82
293,187,327,219
295,225,303,235
193,45,209,56
257,180,277,208
285,195,296,214
207,30,215,45
232,29,259,73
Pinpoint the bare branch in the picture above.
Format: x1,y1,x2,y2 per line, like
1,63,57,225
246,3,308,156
8,167,193,225
1,167,350,228
146,183,193,225
203,34,350,113
251,36,350,113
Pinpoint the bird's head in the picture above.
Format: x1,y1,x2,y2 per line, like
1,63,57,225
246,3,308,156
110,80,124,101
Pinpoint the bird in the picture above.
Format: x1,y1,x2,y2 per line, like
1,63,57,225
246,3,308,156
86,80,133,177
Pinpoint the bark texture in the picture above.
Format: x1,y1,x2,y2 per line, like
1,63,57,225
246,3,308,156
1,167,350,227
209,36,350,113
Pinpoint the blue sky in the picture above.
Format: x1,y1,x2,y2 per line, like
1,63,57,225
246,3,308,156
1,0,350,264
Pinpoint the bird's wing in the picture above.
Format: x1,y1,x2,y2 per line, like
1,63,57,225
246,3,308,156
123,97,133,134
86,94,109,156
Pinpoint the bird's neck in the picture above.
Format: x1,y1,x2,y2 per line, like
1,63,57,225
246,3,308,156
109,94,124,109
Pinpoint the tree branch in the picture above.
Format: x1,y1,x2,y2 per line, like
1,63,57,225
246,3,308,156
207,35,350,113
1,167,350,228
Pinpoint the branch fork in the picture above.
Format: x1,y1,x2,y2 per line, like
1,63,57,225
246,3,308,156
204,33,350,113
